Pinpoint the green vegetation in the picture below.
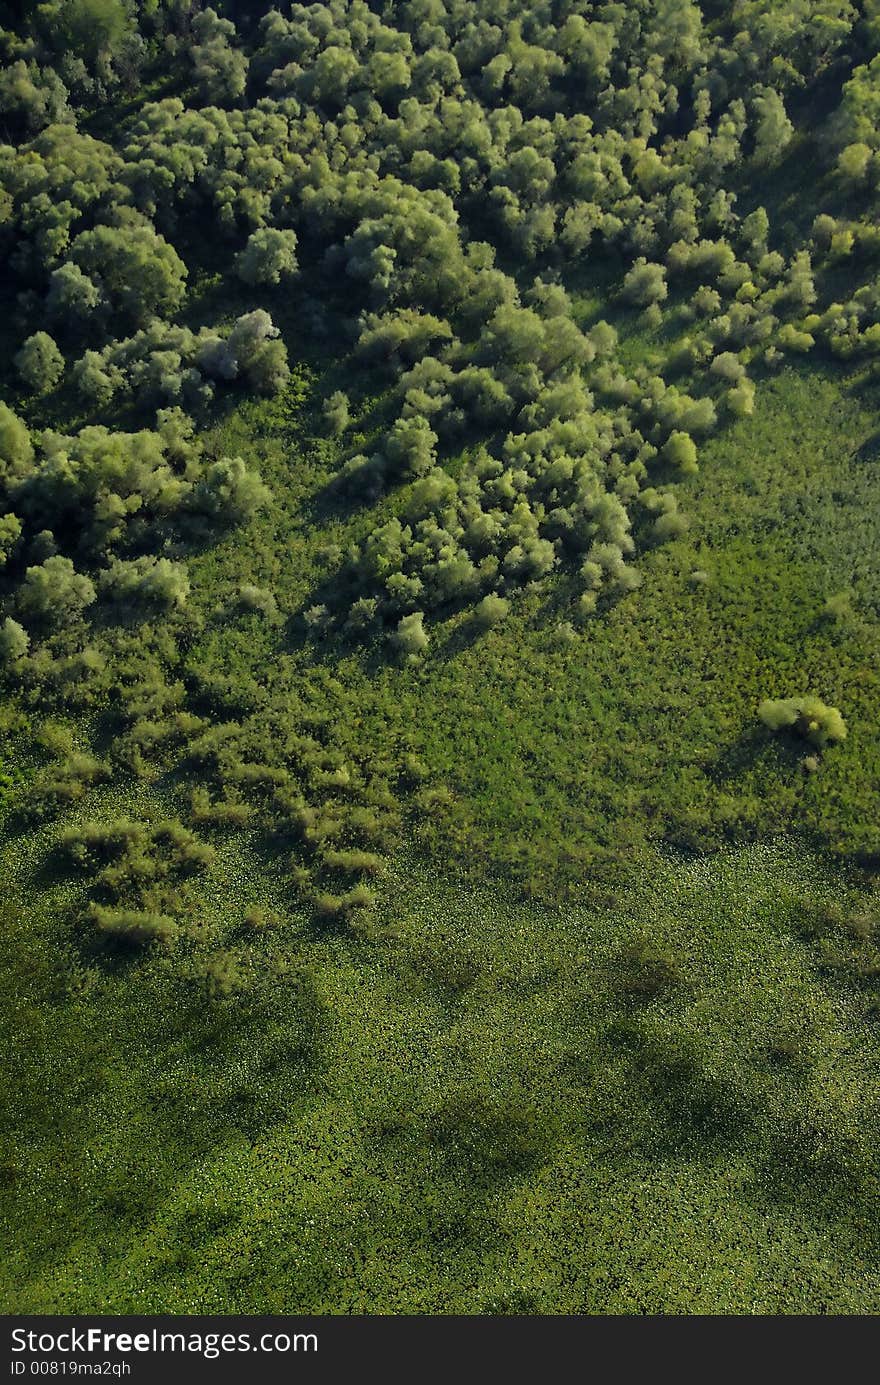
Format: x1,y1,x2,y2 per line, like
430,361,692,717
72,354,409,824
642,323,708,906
2,0,880,1315
758,696,848,750
5,835,880,1314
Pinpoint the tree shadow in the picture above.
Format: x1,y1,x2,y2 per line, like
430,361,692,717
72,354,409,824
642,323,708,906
707,726,789,783
852,431,880,468
430,615,485,660
603,1020,755,1162
0,897,331,1298
743,1116,880,1265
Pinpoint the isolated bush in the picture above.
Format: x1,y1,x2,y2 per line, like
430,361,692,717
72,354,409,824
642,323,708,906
192,457,271,524
89,906,178,946
758,696,847,748
663,431,698,474
322,848,383,875
472,593,509,630
653,509,689,541
196,953,247,999
618,937,683,996
726,378,755,417
821,591,856,625
837,142,873,189
238,584,279,619
392,610,429,656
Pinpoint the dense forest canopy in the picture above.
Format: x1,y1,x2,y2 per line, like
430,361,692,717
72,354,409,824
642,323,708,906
4,0,880,1316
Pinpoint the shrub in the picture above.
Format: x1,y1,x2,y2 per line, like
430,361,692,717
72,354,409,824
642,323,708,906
837,142,873,188
691,286,721,317
99,556,190,609
821,591,856,625
575,591,598,623
236,228,298,286
726,379,755,416
196,953,247,999
392,610,429,657
589,320,618,355
777,323,814,353
238,584,279,619
89,906,178,946
0,512,22,568
192,457,271,523
621,259,667,307
15,332,64,393
653,509,689,541
47,262,102,322
472,593,510,630
710,351,746,383
0,617,29,665
758,696,847,748
303,604,330,631
384,416,437,480
71,224,187,325
18,556,97,627
190,787,252,827
323,390,350,435
663,431,698,474
244,906,269,929
225,310,290,395
60,820,147,867
342,883,375,912
0,404,34,484
321,848,384,875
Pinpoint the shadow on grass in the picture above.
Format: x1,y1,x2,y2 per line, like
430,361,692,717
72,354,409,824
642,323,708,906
708,726,793,783
0,902,331,1286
